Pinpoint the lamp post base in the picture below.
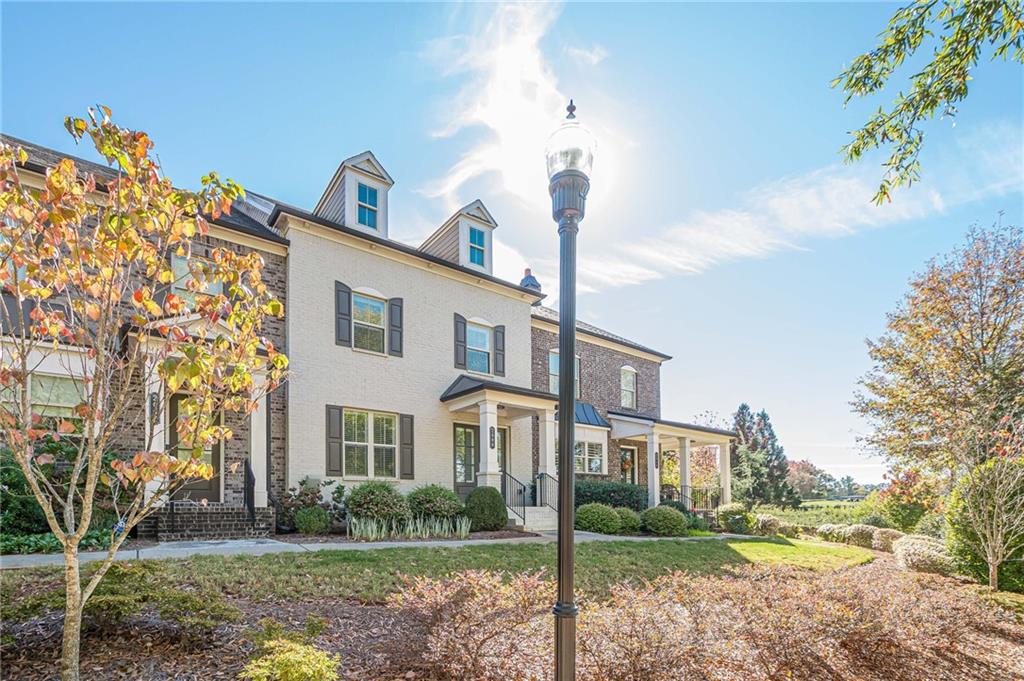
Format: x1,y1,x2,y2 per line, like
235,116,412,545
553,601,578,680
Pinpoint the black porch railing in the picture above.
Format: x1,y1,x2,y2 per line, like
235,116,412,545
244,459,257,523
678,485,721,512
501,471,527,524
536,472,558,511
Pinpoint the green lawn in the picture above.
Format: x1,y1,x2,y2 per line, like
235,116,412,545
2,538,873,619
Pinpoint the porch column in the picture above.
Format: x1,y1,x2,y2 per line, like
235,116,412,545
477,400,502,489
144,372,164,505
679,436,691,494
249,386,269,507
719,440,732,505
539,408,557,477
646,431,659,508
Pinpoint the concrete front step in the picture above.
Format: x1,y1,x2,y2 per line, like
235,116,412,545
517,505,559,532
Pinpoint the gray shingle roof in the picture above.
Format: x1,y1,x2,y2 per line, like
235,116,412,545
533,306,671,360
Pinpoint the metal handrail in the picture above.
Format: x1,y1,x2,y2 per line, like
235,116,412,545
678,485,721,512
501,471,528,523
536,472,559,512
244,459,257,523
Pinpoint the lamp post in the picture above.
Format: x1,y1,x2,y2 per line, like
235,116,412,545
545,100,595,681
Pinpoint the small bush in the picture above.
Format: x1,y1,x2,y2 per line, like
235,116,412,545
294,506,331,535
464,486,508,531
715,503,753,534
0,532,62,554
155,590,241,640
689,514,710,532
575,480,647,513
753,513,781,537
641,506,689,536
407,484,464,520
279,477,333,529
657,499,690,514
843,524,876,548
778,522,799,538
856,513,891,528
240,639,340,681
914,511,947,539
871,528,905,553
816,524,849,542
575,503,623,535
614,507,642,534
346,481,409,523
893,534,954,576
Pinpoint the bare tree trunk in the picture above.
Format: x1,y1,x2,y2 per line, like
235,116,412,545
61,546,82,681
989,560,999,591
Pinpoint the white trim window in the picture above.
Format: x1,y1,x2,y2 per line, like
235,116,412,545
548,350,580,398
466,323,492,374
352,293,387,353
555,428,607,475
1,374,86,433
620,366,637,409
343,409,397,478
357,183,379,229
170,254,223,305
468,226,486,267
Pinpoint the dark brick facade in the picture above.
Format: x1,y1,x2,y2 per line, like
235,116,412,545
530,325,663,484
138,503,275,541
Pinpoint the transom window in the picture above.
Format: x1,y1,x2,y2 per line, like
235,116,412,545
469,227,485,267
343,409,396,478
357,183,378,229
466,323,492,374
548,351,580,398
170,254,223,305
620,367,637,409
352,293,386,353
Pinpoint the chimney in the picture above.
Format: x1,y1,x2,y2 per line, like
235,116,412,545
519,268,542,294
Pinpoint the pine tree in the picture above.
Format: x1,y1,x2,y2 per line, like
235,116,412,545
732,403,757,469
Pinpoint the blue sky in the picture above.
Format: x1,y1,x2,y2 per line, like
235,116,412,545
3,2,1021,482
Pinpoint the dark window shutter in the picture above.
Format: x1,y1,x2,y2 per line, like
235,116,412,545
453,313,467,369
387,297,403,357
326,405,344,476
334,282,351,346
494,325,506,376
400,414,414,479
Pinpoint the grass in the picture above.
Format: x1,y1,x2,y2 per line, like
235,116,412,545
1,538,873,619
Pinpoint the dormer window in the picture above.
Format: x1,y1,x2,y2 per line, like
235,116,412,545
357,183,378,229
469,227,486,266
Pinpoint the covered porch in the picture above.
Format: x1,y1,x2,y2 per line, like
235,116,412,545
607,411,735,510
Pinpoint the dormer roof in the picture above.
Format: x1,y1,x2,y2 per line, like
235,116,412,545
314,150,393,217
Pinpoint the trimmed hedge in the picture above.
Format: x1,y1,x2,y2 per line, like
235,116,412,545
294,506,331,535
407,485,464,520
753,514,781,537
641,506,689,536
575,481,647,513
816,524,849,542
575,503,623,535
465,487,508,531
346,481,409,523
893,534,954,576
871,528,905,553
614,507,642,534
843,524,877,549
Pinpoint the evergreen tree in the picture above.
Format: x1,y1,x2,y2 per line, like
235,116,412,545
732,403,757,470
731,404,801,508
731,445,769,510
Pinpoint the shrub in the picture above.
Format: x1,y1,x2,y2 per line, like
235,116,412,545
856,513,891,528
641,506,689,536
294,506,331,535
893,534,954,576
575,503,623,535
1,532,62,554
657,499,689,514
346,480,409,523
240,639,340,681
280,477,333,529
816,523,849,542
871,528,905,553
613,507,642,534
575,480,647,513
407,485,464,520
914,511,947,539
843,524,877,548
715,503,753,534
778,522,799,538
688,514,710,532
328,484,346,525
464,486,508,531
753,513,781,537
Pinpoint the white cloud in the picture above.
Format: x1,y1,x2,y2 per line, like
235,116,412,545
566,44,608,66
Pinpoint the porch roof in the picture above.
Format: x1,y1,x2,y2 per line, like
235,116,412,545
606,410,737,444
440,375,556,404
555,402,611,429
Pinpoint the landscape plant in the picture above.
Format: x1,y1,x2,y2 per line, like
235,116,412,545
843,524,877,549
574,479,646,513
407,484,463,519
715,502,753,534
641,505,689,536
893,534,955,576
345,480,409,523
279,477,333,529
753,513,781,537
871,527,905,553
0,112,286,681
294,506,331,535
613,507,641,534
575,502,623,535
463,486,508,531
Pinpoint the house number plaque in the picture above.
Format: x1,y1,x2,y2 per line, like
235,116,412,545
489,426,496,449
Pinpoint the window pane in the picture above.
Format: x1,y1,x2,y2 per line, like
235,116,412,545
467,324,490,350
354,325,385,353
373,414,396,445
574,442,585,472
353,295,385,326
358,183,368,204
344,410,368,443
31,376,84,417
470,227,485,247
365,208,377,228
622,389,636,409
344,444,368,476
470,246,485,266
621,370,636,390
454,426,476,483
366,185,378,207
587,442,604,474
374,446,396,478
467,348,490,374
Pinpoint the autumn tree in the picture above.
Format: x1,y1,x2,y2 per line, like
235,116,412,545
833,0,1024,203
787,459,825,498
854,223,1024,477
0,110,287,681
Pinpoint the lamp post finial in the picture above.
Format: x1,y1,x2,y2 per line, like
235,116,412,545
566,99,576,120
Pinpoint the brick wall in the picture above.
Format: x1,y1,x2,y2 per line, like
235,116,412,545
140,504,275,541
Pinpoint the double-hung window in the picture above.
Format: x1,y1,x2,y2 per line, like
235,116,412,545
469,227,486,267
1,374,86,433
343,409,396,478
548,351,580,397
466,323,492,374
555,436,606,475
352,293,386,353
170,254,223,305
620,367,637,409
357,183,378,229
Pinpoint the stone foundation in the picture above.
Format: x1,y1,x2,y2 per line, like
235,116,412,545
136,503,275,541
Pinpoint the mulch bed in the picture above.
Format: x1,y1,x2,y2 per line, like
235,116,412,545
272,528,539,544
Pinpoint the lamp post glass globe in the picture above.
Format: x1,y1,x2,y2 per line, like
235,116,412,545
545,100,596,180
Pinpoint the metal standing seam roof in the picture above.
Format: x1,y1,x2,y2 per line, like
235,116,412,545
605,410,738,438
555,402,611,429
532,306,672,360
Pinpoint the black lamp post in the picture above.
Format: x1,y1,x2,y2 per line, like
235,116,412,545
545,100,595,681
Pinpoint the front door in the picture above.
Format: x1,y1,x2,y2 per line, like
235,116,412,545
453,424,508,500
620,445,637,484
169,394,221,503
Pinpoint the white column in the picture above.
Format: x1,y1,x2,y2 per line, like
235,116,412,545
144,371,165,506
646,431,659,508
679,436,691,493
250,386,269,507
719,440,732,505
477,400,502,489
539,409,557,477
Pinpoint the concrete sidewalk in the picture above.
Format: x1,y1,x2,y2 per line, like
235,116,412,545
0,531,749,570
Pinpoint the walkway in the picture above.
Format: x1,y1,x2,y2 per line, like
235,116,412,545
0,531,751,570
